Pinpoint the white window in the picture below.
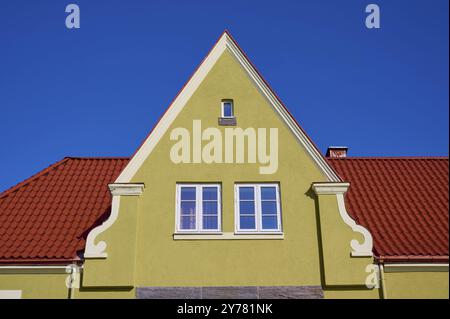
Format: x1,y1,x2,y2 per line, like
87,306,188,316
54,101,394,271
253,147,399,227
221,100,234,118
235,184,282,233
176,184,221,232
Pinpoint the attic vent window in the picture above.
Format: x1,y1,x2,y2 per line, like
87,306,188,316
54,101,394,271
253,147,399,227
219,100,237,126
222,100,234,117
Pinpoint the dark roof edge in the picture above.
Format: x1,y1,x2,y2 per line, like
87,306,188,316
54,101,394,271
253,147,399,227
376,255,449,263
0,157,71,199
328,156,448,160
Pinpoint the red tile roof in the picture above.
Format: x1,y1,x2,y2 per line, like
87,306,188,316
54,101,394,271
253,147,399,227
328,157,449,263
0,156,448,264
0,157,128,264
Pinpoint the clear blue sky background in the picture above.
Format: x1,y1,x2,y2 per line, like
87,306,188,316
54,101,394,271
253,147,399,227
0,0,448,192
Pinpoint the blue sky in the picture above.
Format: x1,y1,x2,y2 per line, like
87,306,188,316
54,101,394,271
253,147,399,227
0,0,448,192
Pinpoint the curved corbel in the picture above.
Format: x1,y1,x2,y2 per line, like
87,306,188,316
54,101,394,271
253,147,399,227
84,183,144,258
336,193,373,257
312,182,373,257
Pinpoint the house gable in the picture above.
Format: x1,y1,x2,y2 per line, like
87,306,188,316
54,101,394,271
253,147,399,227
79,30,379,293
115,31,340,184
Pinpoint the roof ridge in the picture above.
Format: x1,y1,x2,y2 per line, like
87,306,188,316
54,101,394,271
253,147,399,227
0,157,130,198
64,156,130,160
0,157,71,199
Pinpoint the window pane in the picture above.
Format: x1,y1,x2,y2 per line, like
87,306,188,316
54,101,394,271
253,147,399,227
261,201,277,215
202,187,218,200
240,216,256,230
180,215,196,230
180,201,196,215
180,187,196,200
239,201,255,215
262,215,278,229
223,102,233,117
239,187,254,200
203,201,218,215
261,187,276,200
203,216,218,230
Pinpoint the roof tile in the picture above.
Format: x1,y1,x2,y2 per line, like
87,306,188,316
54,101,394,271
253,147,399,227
0,157,128,263
329,157,449,262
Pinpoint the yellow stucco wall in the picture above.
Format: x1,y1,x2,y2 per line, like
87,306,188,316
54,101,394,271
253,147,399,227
315,194,373,287
130,49,326,287
324,287,381,299
83,196,139,287
79,48,382,298
0,274,68,299
0,272,136,299
384,271,449,299
75,286,135,299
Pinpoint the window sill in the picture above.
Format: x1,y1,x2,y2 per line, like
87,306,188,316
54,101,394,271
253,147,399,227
173,232,284,240
218,117,237,126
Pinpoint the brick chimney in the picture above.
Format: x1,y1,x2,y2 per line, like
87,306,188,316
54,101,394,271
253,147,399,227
326,146,348,158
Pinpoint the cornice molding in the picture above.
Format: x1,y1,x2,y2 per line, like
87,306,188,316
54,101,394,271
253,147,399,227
108,183,145,196
311,182,350,195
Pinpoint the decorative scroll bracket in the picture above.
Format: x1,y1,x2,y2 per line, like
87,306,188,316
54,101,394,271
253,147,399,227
312,182,373,257
84,183,144,259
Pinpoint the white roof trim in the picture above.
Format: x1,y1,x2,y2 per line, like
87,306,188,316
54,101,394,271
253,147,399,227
383,263,449,272
115,32,341,183
0,265,72,274
0,290,22,299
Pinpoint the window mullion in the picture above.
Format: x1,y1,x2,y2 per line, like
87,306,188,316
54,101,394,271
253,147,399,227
176,185,180,232
217,185,221,232
255,186,261,232
197,186,202,232
276,186,281,231
235,185,239,232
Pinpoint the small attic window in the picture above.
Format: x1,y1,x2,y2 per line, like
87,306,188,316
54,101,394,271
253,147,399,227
218,99,236,126
221,100,234,118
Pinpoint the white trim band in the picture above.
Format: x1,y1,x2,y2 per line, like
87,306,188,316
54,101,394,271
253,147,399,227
383,263,449,272
0,265,71,274
0,290,22,299
173,232,284,240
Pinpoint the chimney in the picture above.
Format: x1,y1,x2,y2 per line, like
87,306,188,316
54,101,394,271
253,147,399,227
326,146,348,158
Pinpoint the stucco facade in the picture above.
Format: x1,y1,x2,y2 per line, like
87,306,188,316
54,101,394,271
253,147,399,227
0,32,448,299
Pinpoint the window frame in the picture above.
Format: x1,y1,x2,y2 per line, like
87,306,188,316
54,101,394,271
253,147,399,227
221,100,234,118
234,183,282,234
175,184,222,233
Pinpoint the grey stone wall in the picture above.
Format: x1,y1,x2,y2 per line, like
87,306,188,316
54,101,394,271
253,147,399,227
136,286,323,299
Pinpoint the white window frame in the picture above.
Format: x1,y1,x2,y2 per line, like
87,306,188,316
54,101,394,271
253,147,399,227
234,183,282,234
175,184,222,233
221,100,234,118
